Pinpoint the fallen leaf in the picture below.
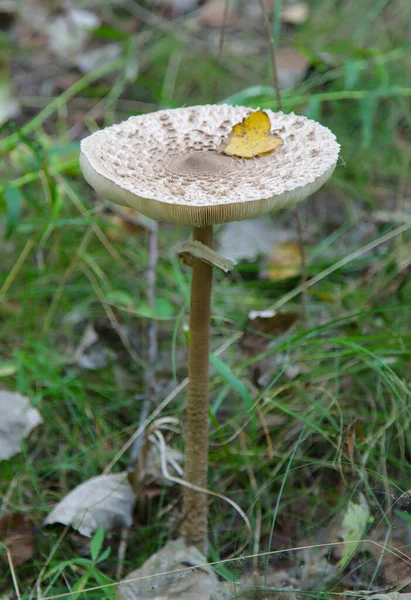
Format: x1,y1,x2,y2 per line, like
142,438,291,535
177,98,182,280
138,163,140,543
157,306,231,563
241,310,298,357
221,110,283,159
338,493,370,570
118,538,219,600
107,209,144,242
299,551,337,590
43,473,135,537
46,9,100,61
267,241,302,281
281,2,309,25
0,513,34,566
75,44,121,74
367,595,411,600
276,48,310,89
106,207,154,241
201,0,237,29
240,311,299,386
366,511,411,586
74,323,110,370
147,0,199,17
215,570,298,600
218,217,291,262
0,390,43,461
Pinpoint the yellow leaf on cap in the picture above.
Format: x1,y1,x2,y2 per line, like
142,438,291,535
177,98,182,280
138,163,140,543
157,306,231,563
221,110,283,159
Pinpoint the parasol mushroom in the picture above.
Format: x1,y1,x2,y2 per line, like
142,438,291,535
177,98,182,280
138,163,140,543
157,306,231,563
80,104,340,554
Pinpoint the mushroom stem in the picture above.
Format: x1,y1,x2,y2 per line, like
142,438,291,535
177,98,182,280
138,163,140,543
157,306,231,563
182,225,213,553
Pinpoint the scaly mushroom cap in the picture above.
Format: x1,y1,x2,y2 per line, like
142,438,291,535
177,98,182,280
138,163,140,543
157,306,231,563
80,105,340,227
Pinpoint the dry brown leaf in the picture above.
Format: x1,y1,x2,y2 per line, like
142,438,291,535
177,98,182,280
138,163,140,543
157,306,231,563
241,310,298,357
267,241,302,280
367,535,411,585
106,207,149,241
276,48,310,89
240,310,298,386
201,0,237,29
221,110,283,159
0,513,34,566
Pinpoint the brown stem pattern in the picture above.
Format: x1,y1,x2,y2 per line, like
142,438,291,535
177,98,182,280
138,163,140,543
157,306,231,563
181,226,213,554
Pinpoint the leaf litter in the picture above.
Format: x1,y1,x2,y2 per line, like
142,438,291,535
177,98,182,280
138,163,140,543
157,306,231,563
4,2,411,599
43,473,135,537
217,216,295,263
0,512,35,566
267,241,302,281
118,537,219,600
240,310,300,385
0,390,42,461
337,492,370,570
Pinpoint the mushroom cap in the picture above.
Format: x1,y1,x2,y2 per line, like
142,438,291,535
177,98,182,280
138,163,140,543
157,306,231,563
80,105,340,227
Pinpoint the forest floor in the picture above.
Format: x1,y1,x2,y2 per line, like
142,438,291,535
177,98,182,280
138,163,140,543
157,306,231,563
1,0,411,598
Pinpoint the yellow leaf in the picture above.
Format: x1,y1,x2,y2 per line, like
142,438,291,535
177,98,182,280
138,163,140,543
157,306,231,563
338,493,370,570
268,241,302,281
221,110,283,159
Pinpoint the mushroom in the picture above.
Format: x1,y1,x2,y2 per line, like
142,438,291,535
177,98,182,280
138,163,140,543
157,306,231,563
80,104,340,553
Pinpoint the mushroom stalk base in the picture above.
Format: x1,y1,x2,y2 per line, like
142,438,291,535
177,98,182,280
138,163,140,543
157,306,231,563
182,226,213,554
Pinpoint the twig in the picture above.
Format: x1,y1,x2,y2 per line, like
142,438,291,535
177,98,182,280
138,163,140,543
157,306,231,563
0,476,18,512
128,222,159,474
0,238,35,301
128,222,159,463
395,154,410,247
4,546,21,600
116,223,159,573
259,0,282,111
146,222,159,401
129,399,152,469
259,0,308,325
295,208,308,325
115,527,129,581
240,434,262,579
218,0,230,60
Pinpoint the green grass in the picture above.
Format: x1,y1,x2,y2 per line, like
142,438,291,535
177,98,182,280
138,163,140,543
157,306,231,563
1,0,411,597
